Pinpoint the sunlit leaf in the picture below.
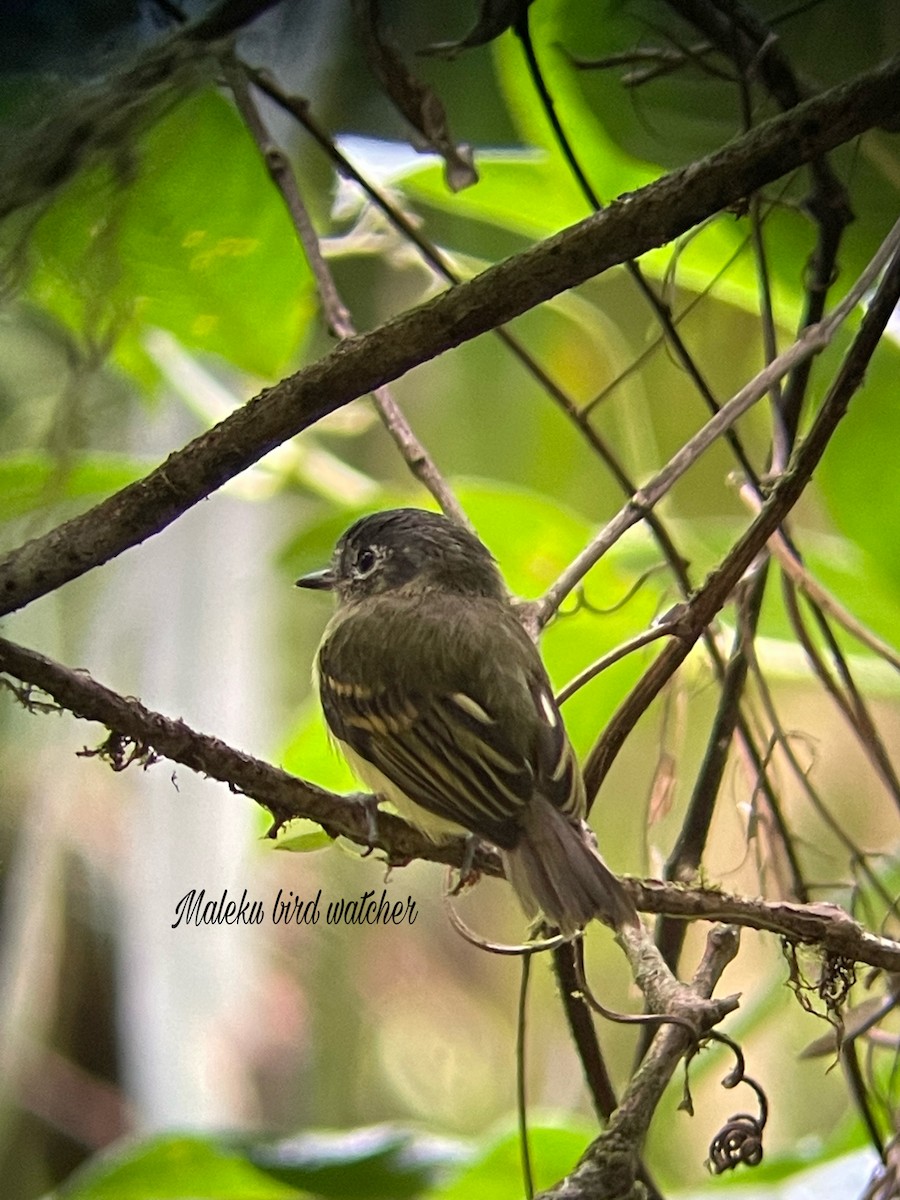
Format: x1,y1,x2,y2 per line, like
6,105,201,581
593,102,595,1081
282,698,359,795
397,1,897,330
27,88,315,380
817,334,900,594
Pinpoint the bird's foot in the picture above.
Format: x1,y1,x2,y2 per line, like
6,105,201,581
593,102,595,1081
449,834,483,895
351,792,381,856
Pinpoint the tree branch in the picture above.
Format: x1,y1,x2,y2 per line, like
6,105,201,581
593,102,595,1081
535,215,900,628
0,634,478,872
223,57,469,527
538,926,742,1199
584,226,900,795
1,55,897,617
3,634,900,971
634,881,900,972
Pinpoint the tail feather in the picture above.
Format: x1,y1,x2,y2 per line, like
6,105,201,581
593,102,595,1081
503,800,638,934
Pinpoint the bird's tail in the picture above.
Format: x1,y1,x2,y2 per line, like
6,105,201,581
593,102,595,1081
503,800,638,934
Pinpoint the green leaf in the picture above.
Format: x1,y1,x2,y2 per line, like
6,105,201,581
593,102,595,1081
273,824,335,854
56,1135,304,1200
244,1125,468,1199
400,2,660,234
396,2,896,332
817,333,900,595
424,1121,595,1200
27,88,315,380
282,698,360,795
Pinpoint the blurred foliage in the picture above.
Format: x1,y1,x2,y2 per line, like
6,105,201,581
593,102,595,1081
49,1120,881,1199
55,1135,303,1199
25,87,316,382
1,1,899,1199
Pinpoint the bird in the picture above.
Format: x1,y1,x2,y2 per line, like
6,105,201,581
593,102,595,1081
296,507,637,935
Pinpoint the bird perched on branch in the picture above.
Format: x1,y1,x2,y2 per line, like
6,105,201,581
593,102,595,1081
297,507,637,935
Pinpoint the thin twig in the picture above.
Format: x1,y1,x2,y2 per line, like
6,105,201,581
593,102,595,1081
567,40,715,77
808,598,900,805
737,601,900,920
583,230,900,796
580,220,756,417
536,215,900,628
842,1040,887,1161
736,63,785,460
517,955,535,1200
635,36,783,969
782,580,900,811
654,566,768,984
223,59,469,527
556,623,678,706
740,485,900,672
516,8,761,486
705,0,871,875
663,0,853,448
553,943,620,1121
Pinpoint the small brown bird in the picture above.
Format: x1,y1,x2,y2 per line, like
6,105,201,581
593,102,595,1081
297,508,637,934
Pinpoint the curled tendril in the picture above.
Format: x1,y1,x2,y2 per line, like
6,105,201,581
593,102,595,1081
708,1113,765,1173
442,868,572,956
557,565,664,619
703,1031,769,1175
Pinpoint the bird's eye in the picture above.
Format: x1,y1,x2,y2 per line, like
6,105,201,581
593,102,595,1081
356,547,377,576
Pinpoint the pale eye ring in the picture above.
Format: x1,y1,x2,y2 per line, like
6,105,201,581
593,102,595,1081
356,547,377,576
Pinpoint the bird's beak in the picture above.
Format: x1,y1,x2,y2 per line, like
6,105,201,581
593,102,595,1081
295,566,337,591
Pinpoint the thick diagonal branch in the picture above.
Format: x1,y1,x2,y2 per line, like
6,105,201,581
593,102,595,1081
1,55,898,617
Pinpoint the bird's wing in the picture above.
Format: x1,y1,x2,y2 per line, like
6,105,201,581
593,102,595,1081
316,597,586,845
318,666,533,847
524,672,585,820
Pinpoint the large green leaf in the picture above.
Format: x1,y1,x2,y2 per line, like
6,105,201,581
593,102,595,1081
396,0,897,332
244,1124,467,1198
817,333,900,594
27,88,315,380
55,1135,303,1200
